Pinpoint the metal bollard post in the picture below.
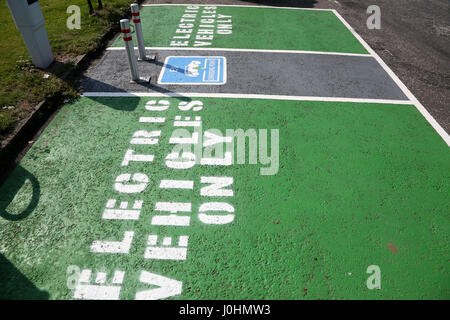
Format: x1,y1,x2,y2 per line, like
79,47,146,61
6,0,54,69
120,19,140,82
130,3,147,60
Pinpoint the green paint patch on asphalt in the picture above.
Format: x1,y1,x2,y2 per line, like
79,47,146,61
111,5,368,54
1,96,449,299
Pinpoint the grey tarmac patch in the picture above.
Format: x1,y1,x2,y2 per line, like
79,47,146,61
81,49,408,100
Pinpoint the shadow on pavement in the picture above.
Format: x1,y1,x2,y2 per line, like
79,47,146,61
0,253,49,300
0,165,40,222
85,95,142,112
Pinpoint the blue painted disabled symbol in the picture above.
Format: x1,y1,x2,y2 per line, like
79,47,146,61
158,56,227,85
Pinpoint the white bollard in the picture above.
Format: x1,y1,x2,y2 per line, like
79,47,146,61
6,0,54,69
131,3,147,61
120,19,140,82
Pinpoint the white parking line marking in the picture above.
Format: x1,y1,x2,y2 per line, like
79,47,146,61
141,4,334,11
333,10,450,146
83,92,412,105
106,46,371,57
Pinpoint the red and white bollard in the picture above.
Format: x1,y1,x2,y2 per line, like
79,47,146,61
120,19,140,82
131,3,147,60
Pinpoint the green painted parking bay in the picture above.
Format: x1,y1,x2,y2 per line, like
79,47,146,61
111,5,368,54
1,96,449,299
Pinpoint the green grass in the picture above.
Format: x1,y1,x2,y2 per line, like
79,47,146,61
0,0,139,138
